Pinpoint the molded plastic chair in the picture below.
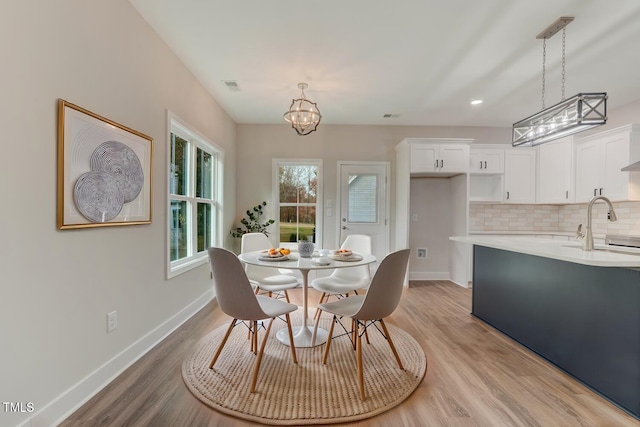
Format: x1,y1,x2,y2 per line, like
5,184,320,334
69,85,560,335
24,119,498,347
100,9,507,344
311,234,372,320
319,248,410,400
241,233,300,302
207,247,298,393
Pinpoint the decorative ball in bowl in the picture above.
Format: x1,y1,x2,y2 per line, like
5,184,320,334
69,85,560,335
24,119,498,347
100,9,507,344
298,240,315,258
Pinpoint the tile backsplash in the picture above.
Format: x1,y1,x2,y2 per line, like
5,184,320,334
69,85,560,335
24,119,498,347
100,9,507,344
470,202,640,236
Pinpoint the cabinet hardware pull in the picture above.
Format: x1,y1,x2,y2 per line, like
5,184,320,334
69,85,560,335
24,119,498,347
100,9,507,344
484,161,487,169
440,159,443,168
435,160,438,169
480,161,483,169
600,188,603,195
594,188,597,196
506,191,510,199
566,190,569,199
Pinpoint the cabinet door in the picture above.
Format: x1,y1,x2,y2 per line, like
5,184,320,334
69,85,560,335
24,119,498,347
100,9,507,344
439,144,469,172
575,140,602,202
410,144,438,173
537,137,573,203
482,149,504,173
469,149,483,172
470,148,504,174
601,132,630,201
504,150,536,203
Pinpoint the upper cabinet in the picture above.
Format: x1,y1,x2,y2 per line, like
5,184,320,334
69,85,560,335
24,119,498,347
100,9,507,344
574,124,640,202
504,149,536,203
537,136,574,204
404,138,471,176
469,146,504,174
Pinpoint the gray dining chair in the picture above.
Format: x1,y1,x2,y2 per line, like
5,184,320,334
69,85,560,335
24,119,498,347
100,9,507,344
319,248,410,400
241,232,300,302
208,247,298,393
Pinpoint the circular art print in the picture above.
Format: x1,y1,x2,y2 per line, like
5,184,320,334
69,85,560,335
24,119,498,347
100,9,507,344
90,141,144,203
73,171,125,222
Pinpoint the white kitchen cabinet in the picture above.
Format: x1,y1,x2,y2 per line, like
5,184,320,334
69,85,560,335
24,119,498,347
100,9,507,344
469,146,504,174
504,149,536,203
537,136,574,203
409,140,470,175
575,124,640,202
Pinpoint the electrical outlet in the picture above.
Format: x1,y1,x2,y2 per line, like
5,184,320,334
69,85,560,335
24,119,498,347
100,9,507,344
417,248,428,259
107,311,117,333
412,213,418,222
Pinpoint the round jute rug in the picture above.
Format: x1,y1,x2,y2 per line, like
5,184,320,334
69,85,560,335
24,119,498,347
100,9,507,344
182,311,427,425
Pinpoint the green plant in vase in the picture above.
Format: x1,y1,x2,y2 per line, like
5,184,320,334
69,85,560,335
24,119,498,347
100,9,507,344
230,201,275,238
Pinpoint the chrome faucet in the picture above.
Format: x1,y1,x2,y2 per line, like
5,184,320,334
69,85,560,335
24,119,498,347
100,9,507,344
583,195,617,251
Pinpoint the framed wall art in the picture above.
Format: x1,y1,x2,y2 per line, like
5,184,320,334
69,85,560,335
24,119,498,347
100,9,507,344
57,99,153,229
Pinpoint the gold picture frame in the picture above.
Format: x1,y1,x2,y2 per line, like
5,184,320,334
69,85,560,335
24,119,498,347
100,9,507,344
57,99,153,229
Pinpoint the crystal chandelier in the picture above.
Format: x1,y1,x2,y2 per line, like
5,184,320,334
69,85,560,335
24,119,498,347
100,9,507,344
512,17,607,147
283,83,322,136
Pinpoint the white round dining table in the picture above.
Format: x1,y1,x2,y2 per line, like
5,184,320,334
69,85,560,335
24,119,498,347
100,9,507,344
237,250,376,348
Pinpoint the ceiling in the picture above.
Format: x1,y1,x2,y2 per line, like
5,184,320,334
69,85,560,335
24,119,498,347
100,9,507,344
130,0,640,128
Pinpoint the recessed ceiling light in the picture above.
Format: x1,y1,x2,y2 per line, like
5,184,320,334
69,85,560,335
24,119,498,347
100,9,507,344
470,99,483,105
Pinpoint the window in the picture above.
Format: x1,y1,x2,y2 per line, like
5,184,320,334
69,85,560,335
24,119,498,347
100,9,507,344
273,159,322,248
168,113,223,278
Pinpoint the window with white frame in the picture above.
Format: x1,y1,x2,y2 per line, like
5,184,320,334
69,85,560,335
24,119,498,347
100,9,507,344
168,114,223,278
273,159,322,248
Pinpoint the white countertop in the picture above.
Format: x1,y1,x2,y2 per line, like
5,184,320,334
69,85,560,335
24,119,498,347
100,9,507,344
450,235,640,267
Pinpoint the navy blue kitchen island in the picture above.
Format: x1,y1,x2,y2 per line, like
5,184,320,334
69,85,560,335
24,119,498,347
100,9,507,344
451,236,640,420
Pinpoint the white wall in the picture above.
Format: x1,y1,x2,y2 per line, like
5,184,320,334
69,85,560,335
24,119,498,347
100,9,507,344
0,1,236,426
408,178,453,279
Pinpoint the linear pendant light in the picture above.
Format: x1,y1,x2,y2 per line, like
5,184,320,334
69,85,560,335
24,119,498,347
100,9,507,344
512,17,607,147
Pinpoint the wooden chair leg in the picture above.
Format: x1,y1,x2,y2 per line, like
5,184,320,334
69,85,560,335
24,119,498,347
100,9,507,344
250,318,274,393
209,318,236,369
364,324,370,344
322,315,337,364
314,292,326,321
284,313,298,364
253,321,259,355
380,319,404,370
356,322,365,400
351,319,357,350
284,290,291,303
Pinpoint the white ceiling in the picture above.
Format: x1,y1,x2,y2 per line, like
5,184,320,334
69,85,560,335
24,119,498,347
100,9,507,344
130,0,640,128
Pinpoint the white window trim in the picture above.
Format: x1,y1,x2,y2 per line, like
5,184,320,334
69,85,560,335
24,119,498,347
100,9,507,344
272,158,323,249
167,110,224,279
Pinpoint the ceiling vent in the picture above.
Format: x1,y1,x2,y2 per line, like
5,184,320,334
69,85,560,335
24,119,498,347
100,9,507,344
383,114,400,118
222,80,240,92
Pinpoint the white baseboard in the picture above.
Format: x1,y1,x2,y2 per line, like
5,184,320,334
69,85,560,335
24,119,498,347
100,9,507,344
408,271,450,281
408,271,471,288
28,290,214,427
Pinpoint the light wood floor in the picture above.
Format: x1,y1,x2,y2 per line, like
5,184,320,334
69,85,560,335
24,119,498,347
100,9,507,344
61,281,640,426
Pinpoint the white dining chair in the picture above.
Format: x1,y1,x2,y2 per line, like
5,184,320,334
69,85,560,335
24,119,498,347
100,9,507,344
207,247,298,393
319,248,410,400
311,234,372,320
241,232,300,302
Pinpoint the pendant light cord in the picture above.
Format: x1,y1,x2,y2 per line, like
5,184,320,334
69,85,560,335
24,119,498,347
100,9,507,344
541,38,546,110
561,28,566,101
